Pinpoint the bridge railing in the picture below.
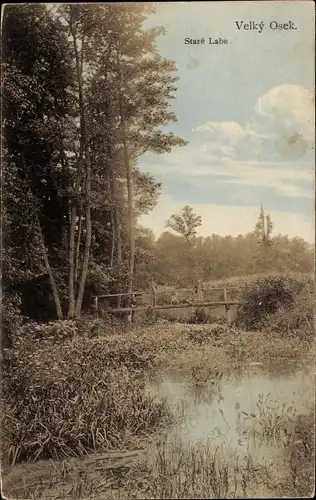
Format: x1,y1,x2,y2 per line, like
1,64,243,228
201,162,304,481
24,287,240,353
93,285,244,323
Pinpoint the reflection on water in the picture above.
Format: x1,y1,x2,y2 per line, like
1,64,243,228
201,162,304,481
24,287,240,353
145,359,314,473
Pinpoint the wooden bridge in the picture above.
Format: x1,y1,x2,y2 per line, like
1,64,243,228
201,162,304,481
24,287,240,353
93,286,242,323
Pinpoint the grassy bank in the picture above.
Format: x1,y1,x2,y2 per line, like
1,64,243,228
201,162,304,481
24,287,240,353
2,329,174,465
2,318,313,466
2,273,314,498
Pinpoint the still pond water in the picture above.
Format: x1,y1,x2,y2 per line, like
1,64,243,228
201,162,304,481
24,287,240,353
144,357,314,495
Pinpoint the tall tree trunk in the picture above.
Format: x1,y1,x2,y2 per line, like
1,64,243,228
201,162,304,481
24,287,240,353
37,218,63,320
110,209,115,269
115,203,123,266
116,52,134,304
186,237,200,285
110,165,122,265
67,152,83,318
121,102,134,301
68,205,77,318
69,27,92,318
74,210,83,282
103,145,116,270
58,141,78,319
110,165,122,307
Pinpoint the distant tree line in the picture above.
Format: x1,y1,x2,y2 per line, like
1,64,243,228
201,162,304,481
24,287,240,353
134,205,313,288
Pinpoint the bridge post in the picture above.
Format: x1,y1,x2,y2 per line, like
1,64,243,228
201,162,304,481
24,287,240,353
149,280,157,320
223,287,231,325
94,296,99,316
127,292,136,323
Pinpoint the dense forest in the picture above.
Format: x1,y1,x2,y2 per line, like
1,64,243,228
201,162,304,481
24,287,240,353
2,4,313,326
2,4,186,321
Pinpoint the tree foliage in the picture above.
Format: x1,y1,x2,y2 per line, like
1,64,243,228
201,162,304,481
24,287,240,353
2,3,186,321
146,230,313,287
255,204,273,248
165,205,202,246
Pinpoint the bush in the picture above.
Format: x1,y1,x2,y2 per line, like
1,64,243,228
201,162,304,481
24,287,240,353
188,324,232,344
156,290,173,306
264,286,314,336
236,275,305,330
188,307,213,324
76,315,126,338
2,335,171,464
15,319,79,343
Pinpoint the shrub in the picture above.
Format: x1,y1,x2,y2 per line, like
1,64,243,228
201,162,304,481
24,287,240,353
236,275,305,330
76,315,126,338
188,324,231,344
188,307,213,324
2,335,172,464
15,320,79,343
264,286,314,336
156,291,172,306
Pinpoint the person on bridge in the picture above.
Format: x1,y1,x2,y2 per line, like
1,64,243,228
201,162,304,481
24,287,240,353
194,279,204,302
171,290,179,304
149,278,158,307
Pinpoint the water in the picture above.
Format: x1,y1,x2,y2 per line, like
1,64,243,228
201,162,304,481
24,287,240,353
145,359,314,483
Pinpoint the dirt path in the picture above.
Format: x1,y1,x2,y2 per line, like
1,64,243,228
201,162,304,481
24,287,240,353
3,448,146,499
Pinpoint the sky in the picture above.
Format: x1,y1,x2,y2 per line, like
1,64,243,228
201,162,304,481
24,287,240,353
138,1,315,243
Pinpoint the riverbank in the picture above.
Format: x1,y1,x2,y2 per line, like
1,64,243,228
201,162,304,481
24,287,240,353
2,320,314,499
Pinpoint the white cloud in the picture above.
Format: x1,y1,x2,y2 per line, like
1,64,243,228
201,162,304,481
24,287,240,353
139,194,314,243
196,122,247,144
217,161,313,199
142,84,314,200
254,85,315,141
143,152,313,200
195,84,315,161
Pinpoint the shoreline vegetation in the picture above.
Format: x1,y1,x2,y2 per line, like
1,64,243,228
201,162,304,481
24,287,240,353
2,272,315,499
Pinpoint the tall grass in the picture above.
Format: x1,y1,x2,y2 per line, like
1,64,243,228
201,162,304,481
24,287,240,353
235,393,299,444
2,334,173,465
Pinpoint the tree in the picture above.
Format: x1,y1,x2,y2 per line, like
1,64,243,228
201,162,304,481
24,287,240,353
134,226,156,289
111,4,187,302
2,4,73,319
254,204,273,248
3,3,188,322
254,205,274,271
133,170,162,218
77,2,187,302
166,205,202,283
59,5,96,318
166,205,202,247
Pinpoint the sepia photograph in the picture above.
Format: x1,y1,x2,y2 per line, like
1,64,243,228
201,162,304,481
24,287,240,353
1,1,315,498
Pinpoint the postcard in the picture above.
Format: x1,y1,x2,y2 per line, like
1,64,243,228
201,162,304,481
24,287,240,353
1,2,315,499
